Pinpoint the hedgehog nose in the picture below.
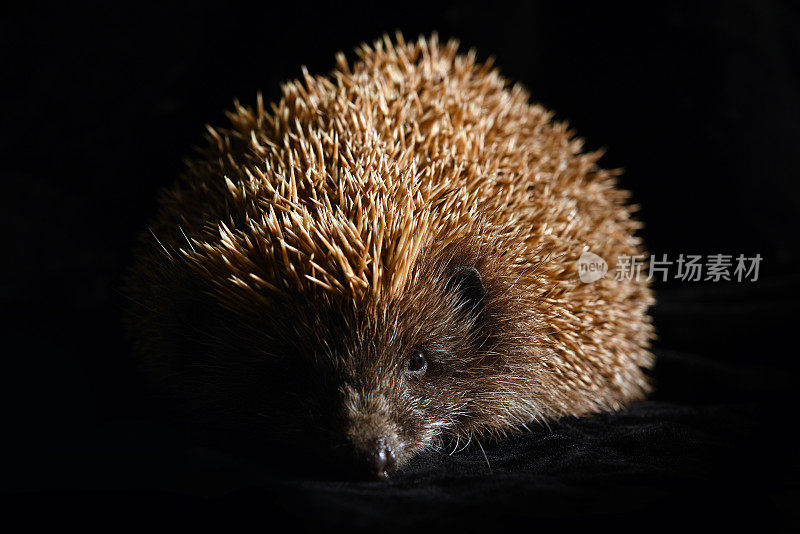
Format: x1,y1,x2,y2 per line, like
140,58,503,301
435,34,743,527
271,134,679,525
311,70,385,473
370,436,396,479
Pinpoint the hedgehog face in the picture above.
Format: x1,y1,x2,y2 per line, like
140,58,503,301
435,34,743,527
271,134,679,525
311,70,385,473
236,241,547,480
326,262,497,478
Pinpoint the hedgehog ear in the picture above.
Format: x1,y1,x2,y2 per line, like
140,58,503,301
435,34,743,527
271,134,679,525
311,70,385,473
444,266,486,316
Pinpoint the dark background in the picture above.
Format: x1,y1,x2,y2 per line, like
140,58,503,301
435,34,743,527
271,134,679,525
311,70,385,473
2,1,798,530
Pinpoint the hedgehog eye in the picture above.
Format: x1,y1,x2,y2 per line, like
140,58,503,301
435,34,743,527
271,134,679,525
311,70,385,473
406,348,428,374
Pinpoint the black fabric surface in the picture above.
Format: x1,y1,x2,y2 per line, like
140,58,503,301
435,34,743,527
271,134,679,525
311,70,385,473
2,1,798,530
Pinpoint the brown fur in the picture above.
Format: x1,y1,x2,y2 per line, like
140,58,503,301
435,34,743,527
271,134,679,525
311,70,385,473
126,33,654,475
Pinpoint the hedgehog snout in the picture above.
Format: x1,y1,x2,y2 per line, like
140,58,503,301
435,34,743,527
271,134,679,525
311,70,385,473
347,430,399,480
366,435,397,480
344,411,400,479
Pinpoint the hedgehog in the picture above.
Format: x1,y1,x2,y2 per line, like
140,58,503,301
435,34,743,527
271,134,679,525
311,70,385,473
126,33,654,479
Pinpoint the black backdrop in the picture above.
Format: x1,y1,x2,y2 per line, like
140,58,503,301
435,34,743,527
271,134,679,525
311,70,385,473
2,1,798,530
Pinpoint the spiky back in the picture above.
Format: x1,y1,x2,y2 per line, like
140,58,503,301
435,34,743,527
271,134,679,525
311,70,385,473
142,34,627,305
